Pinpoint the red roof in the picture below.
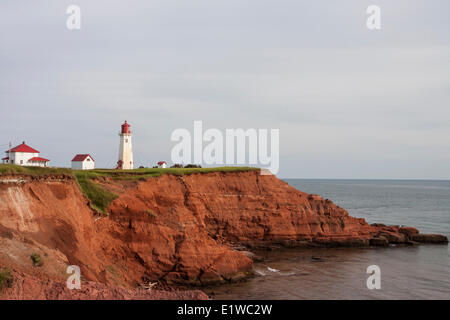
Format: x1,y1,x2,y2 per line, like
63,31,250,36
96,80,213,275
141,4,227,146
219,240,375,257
157,161,167,165
2,156,9,161
121,121,131,134
28,157,50,162
72,154,94,162
6,142,39,154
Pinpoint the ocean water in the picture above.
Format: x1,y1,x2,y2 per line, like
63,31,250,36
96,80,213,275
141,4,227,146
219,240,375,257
205,179,450,300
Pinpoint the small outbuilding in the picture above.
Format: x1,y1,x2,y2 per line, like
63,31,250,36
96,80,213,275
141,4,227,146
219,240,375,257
71,154,95,170
157,161,167,168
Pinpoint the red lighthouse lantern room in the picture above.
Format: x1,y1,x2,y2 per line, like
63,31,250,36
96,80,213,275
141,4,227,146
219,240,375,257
121,120,131,134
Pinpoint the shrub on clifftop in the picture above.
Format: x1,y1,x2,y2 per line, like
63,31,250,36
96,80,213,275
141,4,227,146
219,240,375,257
30,253,43,267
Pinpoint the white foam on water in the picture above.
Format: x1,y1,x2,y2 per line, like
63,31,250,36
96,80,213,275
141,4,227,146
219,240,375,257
253,268,267,276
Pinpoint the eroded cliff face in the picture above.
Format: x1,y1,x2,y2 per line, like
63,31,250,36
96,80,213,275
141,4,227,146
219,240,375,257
0,171,447,298
97,172,373,285
0,175,106,282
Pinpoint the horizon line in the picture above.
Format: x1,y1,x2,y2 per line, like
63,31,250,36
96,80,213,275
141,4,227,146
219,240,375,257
280,177,450,181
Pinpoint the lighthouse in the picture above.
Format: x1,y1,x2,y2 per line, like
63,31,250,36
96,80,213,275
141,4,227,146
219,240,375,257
117,120,134,170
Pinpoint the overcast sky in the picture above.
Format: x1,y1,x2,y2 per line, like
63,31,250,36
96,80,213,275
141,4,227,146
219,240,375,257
1,0,449,178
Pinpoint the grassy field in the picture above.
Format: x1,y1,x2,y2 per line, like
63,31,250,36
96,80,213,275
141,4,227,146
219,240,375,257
0,164,258,178
0,164,72,176
0,164,258,214
74,166,259,180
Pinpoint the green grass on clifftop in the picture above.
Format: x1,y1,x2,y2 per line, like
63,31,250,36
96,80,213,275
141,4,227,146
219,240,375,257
0,164,258,178
0,164,72,176
78,166,259,180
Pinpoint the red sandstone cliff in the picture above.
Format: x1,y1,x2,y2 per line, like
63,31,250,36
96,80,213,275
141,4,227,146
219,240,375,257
0,171,447,299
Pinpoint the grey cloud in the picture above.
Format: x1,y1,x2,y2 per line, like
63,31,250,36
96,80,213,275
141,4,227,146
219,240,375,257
0,0,449,178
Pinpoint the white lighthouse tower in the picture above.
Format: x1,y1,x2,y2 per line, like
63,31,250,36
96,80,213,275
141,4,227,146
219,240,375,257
117,120,134,170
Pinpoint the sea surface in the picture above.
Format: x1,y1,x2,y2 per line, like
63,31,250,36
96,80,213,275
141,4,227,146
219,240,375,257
205,179,450,300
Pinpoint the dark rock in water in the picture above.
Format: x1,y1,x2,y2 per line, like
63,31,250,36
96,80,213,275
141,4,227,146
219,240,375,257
398,227,419,237
240,251,265,262
405,241,420,246
370,237,389,247
411,234,448,244
311,256,324,262
378,231,407,243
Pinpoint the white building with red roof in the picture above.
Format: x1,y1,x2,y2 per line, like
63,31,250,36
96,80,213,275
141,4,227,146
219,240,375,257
2,141,50,167
157,161,167,168
71,154,95,170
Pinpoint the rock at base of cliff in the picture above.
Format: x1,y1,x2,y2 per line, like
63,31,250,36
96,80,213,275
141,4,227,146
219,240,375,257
370,237,389,247
398,227,419,237
410,234,448,244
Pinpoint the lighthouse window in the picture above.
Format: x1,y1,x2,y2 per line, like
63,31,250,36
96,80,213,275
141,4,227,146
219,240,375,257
125,139,128,143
